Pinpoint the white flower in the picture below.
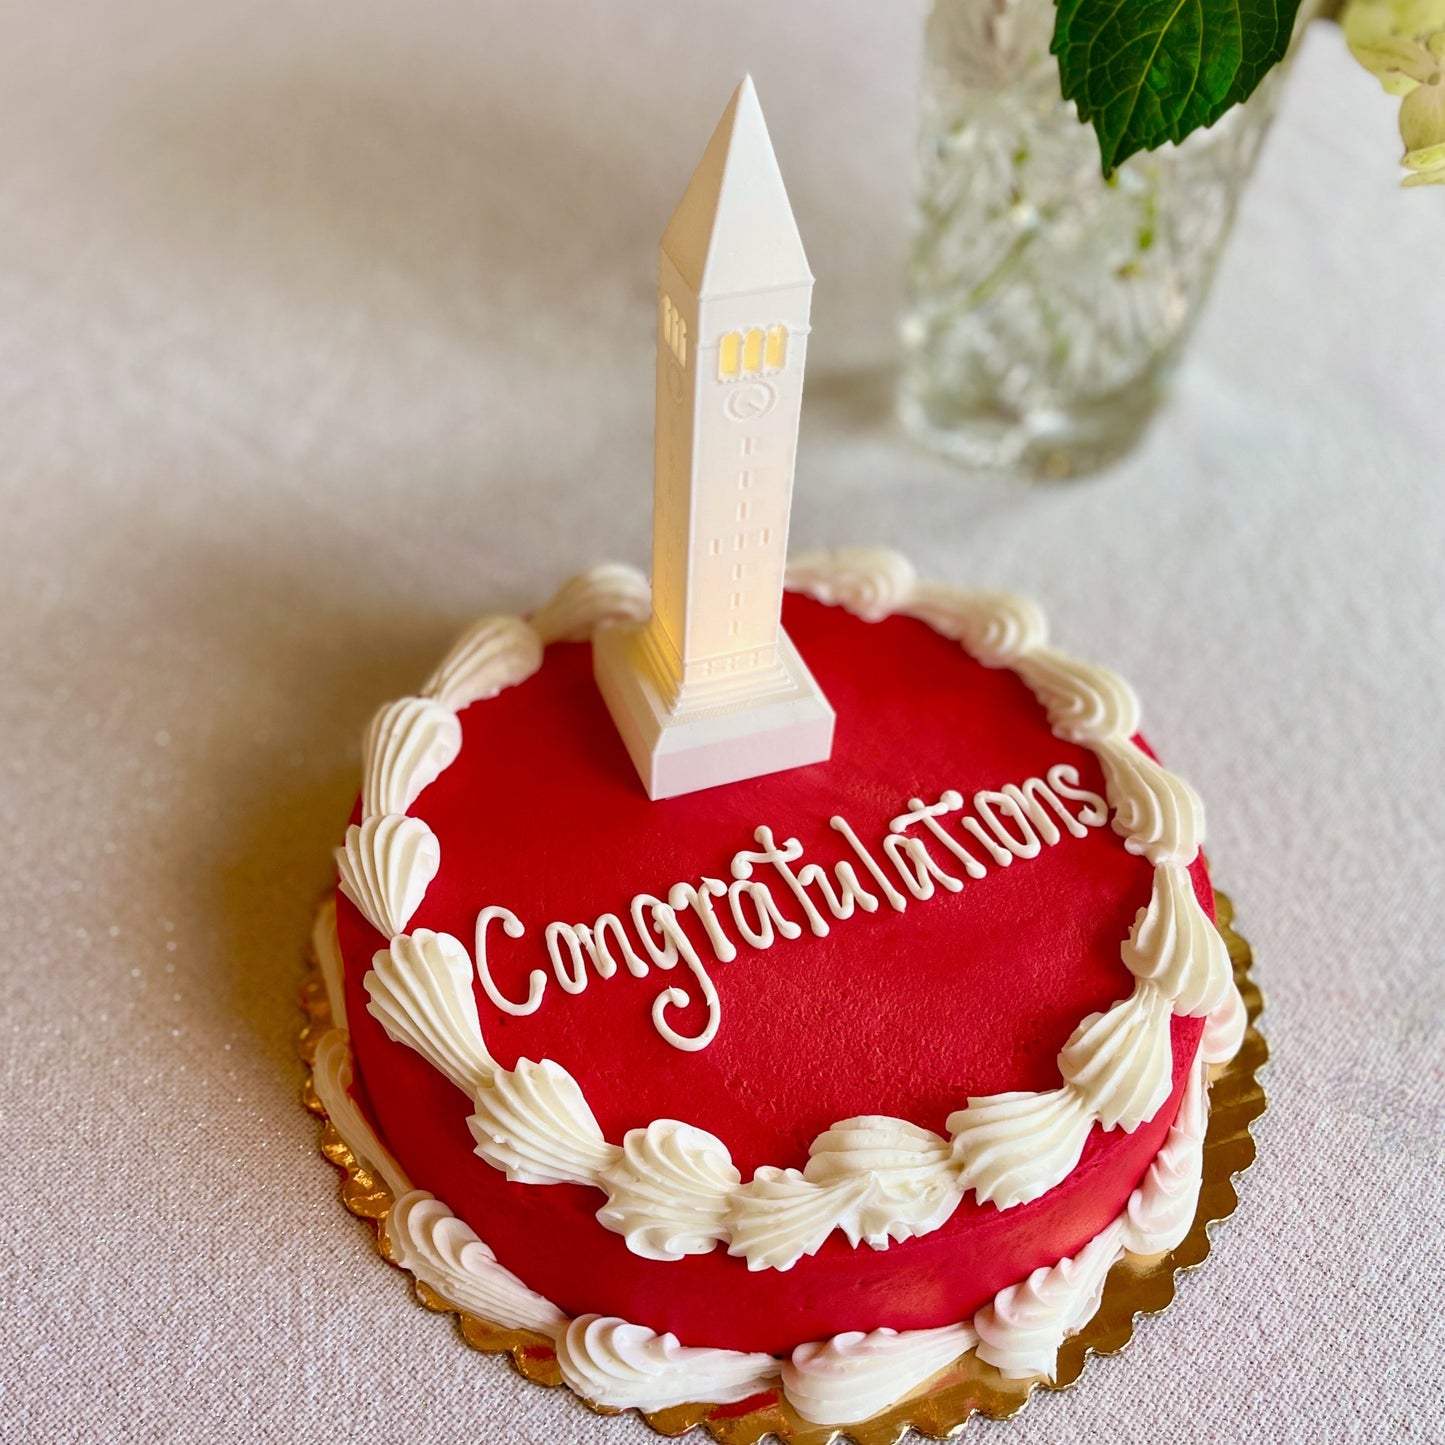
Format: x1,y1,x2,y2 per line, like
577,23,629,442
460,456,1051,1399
1344,0,1445,185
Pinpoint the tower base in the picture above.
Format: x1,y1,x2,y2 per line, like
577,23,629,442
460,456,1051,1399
593,623,835,801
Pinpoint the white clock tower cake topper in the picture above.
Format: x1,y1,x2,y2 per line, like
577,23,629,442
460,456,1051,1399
594,75,836,800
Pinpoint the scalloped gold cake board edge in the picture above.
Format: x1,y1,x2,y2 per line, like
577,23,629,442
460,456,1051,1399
297,889,1266,1444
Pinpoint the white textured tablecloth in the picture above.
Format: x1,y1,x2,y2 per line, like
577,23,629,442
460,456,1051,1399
3,3,1442,1441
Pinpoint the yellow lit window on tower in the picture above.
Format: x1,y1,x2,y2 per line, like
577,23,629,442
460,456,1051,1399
718,325,788,380
661,296,687,368
718,331,742,380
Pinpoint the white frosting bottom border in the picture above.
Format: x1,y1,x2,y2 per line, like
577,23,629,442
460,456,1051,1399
308,898,1234,1428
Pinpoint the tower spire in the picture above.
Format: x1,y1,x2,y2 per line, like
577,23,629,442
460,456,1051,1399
661,76,812,300
593,78,834,801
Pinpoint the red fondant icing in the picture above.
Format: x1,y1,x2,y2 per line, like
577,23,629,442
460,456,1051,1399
339,595,1209,1353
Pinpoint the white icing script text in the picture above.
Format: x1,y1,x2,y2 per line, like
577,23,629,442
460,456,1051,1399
472,764,1106,1052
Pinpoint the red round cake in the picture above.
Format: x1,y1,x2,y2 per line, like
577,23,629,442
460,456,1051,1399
331,565,1230,1372
314,61,1248,1423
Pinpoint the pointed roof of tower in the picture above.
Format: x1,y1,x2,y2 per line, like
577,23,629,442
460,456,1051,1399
661,75,812,301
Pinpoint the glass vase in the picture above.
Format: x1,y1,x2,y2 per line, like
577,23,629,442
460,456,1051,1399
898,0,1291,478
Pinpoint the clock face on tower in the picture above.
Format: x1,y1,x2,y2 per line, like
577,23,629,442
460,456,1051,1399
724,381,779,423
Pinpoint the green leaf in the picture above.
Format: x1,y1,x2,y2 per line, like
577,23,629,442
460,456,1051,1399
1053,0,1302,174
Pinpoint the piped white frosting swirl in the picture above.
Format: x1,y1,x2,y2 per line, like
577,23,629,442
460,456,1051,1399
311,1027,410,1199
1122,863,1232,1016
364,930,494,1094
361,696,461,819
725,1168,863,1272
902,581,1047,664
555,1315,778,1413
597,1120,740,1261
422,614,543,712
336,813,440,938
973,1218,1125,1380
782,1324,976,1425
1014,646,1141,743
803,1116,964,1250
1200,978,1248,1064
723,1116,967,1272
1057,982,1175,1133
1097,736,1206,866
389,1191,566,1337
948,1087,1094,1210
469,1057,621,1186
786,547,917,622
529,563,651,643
1120,1055,1208,1255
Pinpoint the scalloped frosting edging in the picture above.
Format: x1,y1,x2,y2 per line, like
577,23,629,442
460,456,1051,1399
298,887,1267,1440
342,552,1248,1274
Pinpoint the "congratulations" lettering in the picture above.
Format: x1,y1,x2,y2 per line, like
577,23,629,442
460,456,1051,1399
472,763,1107,1053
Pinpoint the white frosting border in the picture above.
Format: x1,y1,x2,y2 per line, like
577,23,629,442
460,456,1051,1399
310,896,1220,1422
339,550,1247,1275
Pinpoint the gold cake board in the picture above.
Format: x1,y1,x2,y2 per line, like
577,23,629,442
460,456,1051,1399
298,891,1266,1443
